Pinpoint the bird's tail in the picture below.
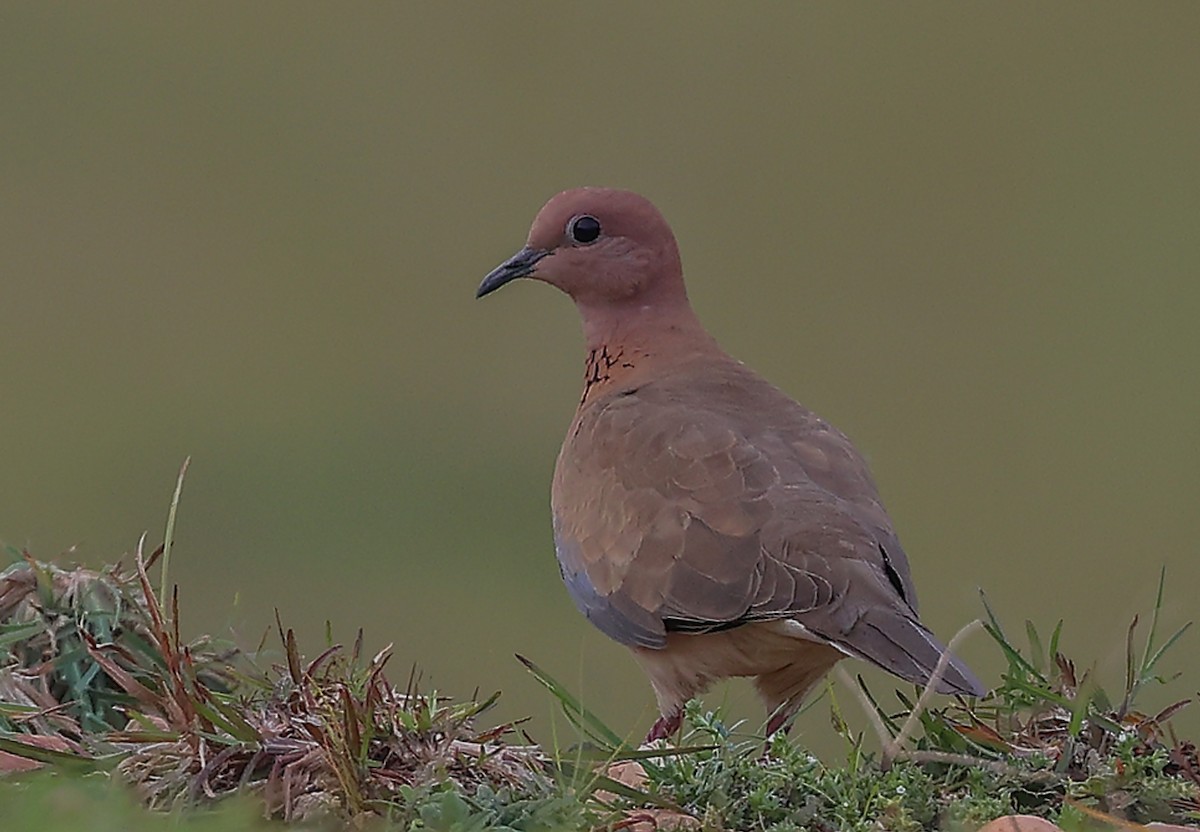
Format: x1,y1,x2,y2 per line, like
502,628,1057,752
845,608,987,697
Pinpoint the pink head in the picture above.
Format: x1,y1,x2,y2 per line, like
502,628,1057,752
477,188,688,310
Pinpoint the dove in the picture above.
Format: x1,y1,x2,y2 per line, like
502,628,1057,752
477,188,984,740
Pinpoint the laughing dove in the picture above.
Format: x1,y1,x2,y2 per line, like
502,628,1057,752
477,188,985,741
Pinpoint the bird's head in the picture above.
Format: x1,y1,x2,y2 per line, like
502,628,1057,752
476,188,687,310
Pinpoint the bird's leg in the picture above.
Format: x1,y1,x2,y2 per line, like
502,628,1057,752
644,709,682,744
764,708,795,738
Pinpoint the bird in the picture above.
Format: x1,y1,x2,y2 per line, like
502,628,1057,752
476,187,985,742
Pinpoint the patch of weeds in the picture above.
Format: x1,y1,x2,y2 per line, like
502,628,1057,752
387,780,591,832
1,467,1196,831
0,544,238,759
636,702,1003,831
0,542,573,828
524,570,1198,830
920,572,1200,825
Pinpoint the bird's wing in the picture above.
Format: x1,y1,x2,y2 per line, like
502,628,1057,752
552,378,983,696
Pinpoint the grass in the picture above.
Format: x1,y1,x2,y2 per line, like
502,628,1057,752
1,503,1197,830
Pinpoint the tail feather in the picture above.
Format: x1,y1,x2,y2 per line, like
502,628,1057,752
843,607,986,697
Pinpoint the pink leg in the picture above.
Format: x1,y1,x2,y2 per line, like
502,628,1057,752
644,710,683,743
764,708,795,738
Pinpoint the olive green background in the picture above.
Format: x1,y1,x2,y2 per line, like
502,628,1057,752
2,4,1197,753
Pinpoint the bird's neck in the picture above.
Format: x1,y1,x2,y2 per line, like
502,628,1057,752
575,298,721,407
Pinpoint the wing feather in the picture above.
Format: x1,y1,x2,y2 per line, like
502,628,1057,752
551,364,980,694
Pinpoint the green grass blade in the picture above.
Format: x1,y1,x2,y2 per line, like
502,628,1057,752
1048,619,1064,661
1025,620,1046,675
0,621,45,648
0,733,119,773
982,622,1041,680
1067,681,1094,737
516,654,624,750
1142,621,1193,682
1139,566,1167,675
562,742,714,763
0,701,41,719
978,589,1006,641
159,456,190,611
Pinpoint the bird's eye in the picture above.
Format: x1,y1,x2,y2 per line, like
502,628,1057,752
567,215,601,245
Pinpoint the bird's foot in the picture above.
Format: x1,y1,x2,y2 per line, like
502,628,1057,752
644,711,682,744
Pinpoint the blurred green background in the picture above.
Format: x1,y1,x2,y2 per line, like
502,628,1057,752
2,4,1197,754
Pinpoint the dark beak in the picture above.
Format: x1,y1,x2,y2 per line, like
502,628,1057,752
476,247,550,298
